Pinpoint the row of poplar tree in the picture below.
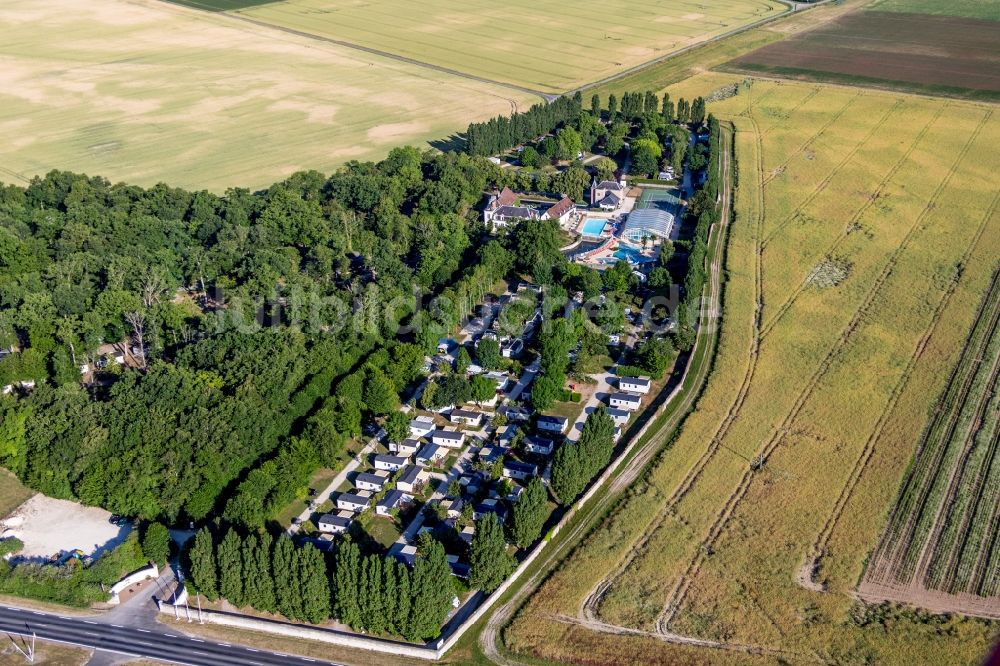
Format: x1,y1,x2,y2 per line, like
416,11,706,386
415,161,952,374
186,526,457,641
551,407,617,504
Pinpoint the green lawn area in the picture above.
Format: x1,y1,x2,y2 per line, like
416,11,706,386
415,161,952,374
271,467,339,528
546,399,585,425
0,468,34,518
360,515,403,550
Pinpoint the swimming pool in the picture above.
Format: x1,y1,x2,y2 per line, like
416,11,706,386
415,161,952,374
614,242,654,264
581,218,608,237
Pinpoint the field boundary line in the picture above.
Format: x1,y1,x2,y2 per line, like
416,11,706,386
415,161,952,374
759,100,946,339
572,0,852,96
804,188,1000,592
656,107,991,634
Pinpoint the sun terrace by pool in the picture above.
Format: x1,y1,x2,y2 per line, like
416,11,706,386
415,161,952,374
581,218,608,238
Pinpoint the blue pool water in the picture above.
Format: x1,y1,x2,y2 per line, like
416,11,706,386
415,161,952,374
614,243,654,264
581,218,608,237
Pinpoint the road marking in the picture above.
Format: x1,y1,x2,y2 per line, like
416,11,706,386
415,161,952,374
137,628,151,633
112,624,124,628
84,621,98,625
218,642,231,647
32,611,44,615
59,617,71,620
165,633,177,637
191,638,204,642
247,648,260,652
303,659,316,662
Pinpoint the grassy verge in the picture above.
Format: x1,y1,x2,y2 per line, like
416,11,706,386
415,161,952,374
0,639,92,666
0,468,34,518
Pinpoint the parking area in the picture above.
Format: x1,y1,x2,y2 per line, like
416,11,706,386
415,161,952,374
0,494,132,561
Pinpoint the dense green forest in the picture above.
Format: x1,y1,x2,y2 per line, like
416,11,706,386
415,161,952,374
0,148,519,522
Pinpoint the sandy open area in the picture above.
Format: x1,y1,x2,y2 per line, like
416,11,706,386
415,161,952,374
0,495,131,561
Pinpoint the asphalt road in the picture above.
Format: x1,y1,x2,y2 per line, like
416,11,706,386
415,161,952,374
0,605,342,666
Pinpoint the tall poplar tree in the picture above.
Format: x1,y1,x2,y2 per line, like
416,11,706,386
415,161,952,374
273,536,302,621
217,528,245,607
359,555,385,633
392,560,412,636
188,526,217,601
253,530,277,613
661,93,674,121
298,544,331,624
406,537,454,641
469,513,515,592
334,539,362,628
511,477,548,548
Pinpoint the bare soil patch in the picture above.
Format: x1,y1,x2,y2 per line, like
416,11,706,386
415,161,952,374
729,11,1000,97
0,495,132,561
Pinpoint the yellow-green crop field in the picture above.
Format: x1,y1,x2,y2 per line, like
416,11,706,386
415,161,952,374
234,0,786,94
0,0,534,192
504,78,1000,665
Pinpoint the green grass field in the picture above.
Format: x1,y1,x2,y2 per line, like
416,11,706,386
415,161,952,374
504,78,1000,665
868,0,1000,20
234,0,787,93
0,0,533,192
0,468,34,519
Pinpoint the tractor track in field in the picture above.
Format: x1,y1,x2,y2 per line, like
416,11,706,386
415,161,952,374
762,89,860,184
759,101,947,340
655,108,992,634
759,97,908,249
802,189,1000,592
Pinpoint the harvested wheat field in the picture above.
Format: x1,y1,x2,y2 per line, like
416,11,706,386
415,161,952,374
503,78,1000,666
0,0,533,191
232,0,786,94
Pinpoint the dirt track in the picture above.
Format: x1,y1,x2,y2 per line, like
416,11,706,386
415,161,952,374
480,121,735,665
